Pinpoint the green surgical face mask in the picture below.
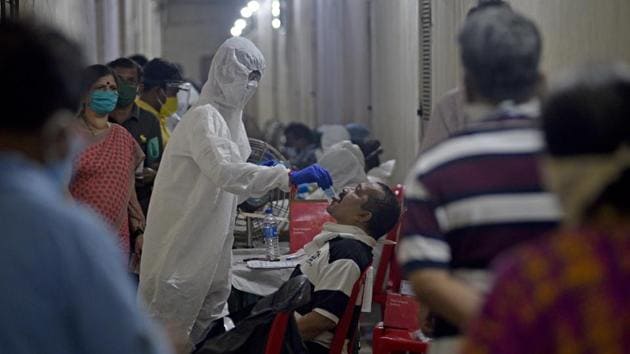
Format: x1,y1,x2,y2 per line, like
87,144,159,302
117,81,138,108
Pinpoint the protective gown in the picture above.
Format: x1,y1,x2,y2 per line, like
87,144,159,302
138,37,290,346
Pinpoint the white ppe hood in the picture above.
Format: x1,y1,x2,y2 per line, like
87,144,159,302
317,141,367,191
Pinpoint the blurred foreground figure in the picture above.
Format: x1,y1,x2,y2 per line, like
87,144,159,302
0,19,170,354
464,62,630,354
398,7,560,354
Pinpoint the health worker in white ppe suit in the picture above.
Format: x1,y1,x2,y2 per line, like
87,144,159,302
138,37,333,349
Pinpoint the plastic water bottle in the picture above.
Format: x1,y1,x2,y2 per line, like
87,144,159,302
263,207,280,261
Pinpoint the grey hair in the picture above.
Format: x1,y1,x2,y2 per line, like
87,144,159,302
459,7,542,103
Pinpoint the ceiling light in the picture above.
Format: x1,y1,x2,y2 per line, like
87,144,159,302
240,7,252,18
247,1,260,12
230,27,242,37
234,19,247,30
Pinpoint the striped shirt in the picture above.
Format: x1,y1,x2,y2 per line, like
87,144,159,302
398,113,561,336
290,223,374,352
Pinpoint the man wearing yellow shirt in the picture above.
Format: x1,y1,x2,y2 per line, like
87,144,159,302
137,58,185,145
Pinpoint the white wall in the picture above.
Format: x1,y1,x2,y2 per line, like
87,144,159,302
370,0,420,183
244,0,371,128
430,0,630,103
20,0,99,63
161,0,234,84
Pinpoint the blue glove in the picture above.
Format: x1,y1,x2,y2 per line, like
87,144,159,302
259,160,279,167
289,164,333,190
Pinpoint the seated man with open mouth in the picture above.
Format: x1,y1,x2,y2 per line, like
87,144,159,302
291,182,401,354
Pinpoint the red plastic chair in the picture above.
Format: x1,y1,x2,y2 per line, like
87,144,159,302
372,293,429,354
372,323,429,354
373,185,405,313
264,312,291,354
328,267,370,354
288,186,335,252
264,268,370,354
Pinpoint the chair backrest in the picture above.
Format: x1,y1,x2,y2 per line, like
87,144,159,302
373,184,405,298
329,266,370,354
264,312,291,354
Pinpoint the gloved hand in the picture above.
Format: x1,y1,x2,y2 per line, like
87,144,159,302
259,160,279,167
289,164,333,190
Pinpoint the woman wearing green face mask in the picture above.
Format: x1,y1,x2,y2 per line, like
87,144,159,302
69,64,146,265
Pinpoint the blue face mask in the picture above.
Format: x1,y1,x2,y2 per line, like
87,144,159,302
89,90,118,116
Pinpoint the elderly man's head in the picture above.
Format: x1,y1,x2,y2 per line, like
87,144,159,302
327,182,401,238
459,7,542,105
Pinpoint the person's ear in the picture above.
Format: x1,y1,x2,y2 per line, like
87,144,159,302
138,83,145,95
356,210,372,225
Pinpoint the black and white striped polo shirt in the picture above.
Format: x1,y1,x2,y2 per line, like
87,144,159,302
290,223,374,352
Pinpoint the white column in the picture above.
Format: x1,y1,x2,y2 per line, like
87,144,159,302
247,0,275,124
341,0,371,126
284,0,317,127
314,0,344,125
96,0,121,63
370,0,420,183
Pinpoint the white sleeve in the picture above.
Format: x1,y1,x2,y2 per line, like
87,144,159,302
189,108,290,198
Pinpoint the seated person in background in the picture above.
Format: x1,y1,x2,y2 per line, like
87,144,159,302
357,139,383,173
314,140,367,195
283,122,318,169
291,182,401,354
315,124,351,160
464,62,630,354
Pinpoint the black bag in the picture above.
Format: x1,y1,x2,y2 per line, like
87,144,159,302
196,275,312,354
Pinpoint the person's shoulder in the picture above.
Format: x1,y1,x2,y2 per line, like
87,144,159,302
185,104,228,132
8,193,121,261
188,103,221,118
137,108,160,124
111,122,133,136
328,237,372,271
111,123,141,144
416,125,542,177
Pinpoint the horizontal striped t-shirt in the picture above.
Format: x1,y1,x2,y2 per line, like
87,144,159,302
398,116,561,336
